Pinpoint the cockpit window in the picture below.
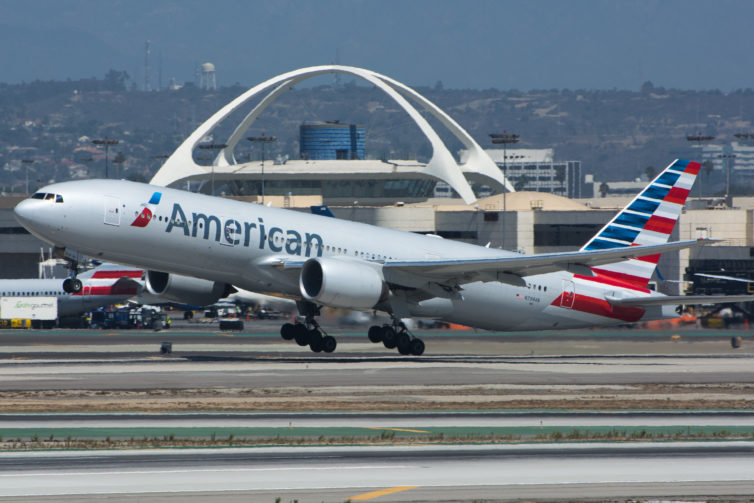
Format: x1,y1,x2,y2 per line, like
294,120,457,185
30,192,63,202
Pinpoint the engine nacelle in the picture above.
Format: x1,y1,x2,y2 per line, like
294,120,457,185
299,257,387,309
145,271,233,307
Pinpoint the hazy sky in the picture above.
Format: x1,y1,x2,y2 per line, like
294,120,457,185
1,0,752,91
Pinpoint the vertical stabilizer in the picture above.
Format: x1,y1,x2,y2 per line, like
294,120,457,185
579,159,701,289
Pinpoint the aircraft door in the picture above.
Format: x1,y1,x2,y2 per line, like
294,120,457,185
221,216,240,247
104,196,121,226
560,280,576,308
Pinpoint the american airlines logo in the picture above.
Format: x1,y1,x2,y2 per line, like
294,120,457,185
164,203,324,257
131,192,162,227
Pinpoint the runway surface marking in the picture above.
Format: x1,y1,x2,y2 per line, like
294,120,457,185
349,485,419,500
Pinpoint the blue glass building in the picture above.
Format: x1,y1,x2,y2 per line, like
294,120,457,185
300,122,365,160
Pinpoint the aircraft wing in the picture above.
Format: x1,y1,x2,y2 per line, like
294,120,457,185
381,238,718,288
606,293,754,306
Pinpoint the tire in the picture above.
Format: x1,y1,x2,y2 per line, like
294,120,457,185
293,324,309,346
310,338,323,352
322,335,337,353
397,332,411,349
184,311,194,320
62,278,72,293
397,333,412,355
382,325,397,349
71,278,83,293
281,323,296,340
367,325,383,343
410,338,425,356
308,329,323,346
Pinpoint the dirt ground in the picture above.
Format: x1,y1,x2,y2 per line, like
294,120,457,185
2,383,753,412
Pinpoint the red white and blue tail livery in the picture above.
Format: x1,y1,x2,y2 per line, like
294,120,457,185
580,159,700,290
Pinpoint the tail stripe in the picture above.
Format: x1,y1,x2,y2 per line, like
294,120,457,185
644,215,676,234
586,238,626,250
614,212,649,228
600,226,640,243
664,187,690,205
627,199,659,215
655,171,681,186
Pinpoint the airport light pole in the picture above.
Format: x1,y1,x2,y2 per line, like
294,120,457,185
490,132,519,250
247,135,277,205
198,143,227,196
92,138,119,179
686,133,715,197
719,148,736,207
21,159,34,195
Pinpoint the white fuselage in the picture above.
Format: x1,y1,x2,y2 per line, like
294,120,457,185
14,180,671,331
0,278,135,317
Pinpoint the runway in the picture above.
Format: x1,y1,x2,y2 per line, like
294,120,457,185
1,443,753,501
0,326,752,501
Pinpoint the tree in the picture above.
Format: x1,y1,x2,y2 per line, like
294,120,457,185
644,165,656,181
599,182,610,197
514,174,531,192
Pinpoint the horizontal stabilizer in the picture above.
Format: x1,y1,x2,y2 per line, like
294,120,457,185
606,293,754,306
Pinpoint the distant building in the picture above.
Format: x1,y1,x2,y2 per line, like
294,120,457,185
299,122,365,160
698,141,754,177
460,148,584,198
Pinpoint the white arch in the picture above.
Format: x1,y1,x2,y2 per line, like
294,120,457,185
150,65,511,203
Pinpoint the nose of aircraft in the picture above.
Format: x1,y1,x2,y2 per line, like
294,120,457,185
13,198,35,227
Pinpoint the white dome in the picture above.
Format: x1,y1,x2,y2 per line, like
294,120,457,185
201,62,215,72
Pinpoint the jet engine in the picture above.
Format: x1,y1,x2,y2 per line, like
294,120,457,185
299,257,388,309
145,271,234,307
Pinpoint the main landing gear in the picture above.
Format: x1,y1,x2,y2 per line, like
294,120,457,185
280,313,337,354
367,321,425,356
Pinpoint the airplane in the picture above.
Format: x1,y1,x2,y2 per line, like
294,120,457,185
0,264,142,324
14,159,753,355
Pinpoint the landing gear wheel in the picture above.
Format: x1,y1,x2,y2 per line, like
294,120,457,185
62,278,73,293
308,329,323,352
397,331,411,349
397,333,412,355
310,338,323,353
70,278,82,293
382,325,397,349
280,323,296,340
410,338,425,356
293,324,309,346
322,335,337,353
368,325,383,343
